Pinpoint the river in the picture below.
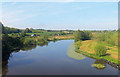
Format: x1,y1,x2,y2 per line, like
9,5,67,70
2,40,118,75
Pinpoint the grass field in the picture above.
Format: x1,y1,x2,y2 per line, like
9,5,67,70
26,32,61,36
80,39,118,60
75,32,119,65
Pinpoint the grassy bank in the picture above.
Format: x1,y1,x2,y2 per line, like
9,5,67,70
74,40,119,65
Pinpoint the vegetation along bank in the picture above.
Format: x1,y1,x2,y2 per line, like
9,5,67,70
74,30,119,69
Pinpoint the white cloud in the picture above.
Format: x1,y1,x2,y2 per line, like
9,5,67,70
2,10,34,26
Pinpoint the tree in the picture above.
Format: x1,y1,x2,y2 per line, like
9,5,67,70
25,28,32,33
74,30,92,42
94,43,107,56
20,30,26,37
83,31,92,40
74,30,83,42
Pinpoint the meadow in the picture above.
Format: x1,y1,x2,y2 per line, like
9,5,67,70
74,31,119,65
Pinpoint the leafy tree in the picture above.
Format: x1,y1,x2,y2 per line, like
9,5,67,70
74,30,92,42
98,32,116,46
83,31,92,40
25,28,32,33
94,43,107,56
20,30,26,37
3,27,22,34
23,38,36,46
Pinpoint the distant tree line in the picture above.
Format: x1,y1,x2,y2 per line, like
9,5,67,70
2,26,22,34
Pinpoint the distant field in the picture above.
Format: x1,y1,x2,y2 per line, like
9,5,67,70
27,32,73,36
8,32,73,36
27,32,62,36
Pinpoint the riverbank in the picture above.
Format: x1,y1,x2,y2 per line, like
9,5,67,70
49,35,74,41
74,40,119,68
2,35,74,61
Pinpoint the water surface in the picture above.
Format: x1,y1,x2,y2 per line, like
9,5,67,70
3,40,118,75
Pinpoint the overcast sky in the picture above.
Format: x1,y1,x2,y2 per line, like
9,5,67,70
1,2,118,30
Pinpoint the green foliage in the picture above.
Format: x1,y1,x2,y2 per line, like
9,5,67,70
98,32,117,46
31,30,42,33
20,30,27,37
99,34,106,41
37,38,48,44
3,26,22,34
74,30,83,42
83,31,93,40
94,43,107,56
74,30,92,42
43,35,49,41
2,34,22,53
74,38,119,65
23,38,36,46
74,41,82,52
25,28,32,33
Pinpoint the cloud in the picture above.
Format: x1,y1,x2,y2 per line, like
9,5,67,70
2,10,34,26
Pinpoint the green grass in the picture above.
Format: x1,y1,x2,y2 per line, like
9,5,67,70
74,41,119,65
26,32,61,36
77,49,119,64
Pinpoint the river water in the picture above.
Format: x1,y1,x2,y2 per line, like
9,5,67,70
2,40,118,75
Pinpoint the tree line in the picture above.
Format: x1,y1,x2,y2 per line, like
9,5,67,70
1,23,49,61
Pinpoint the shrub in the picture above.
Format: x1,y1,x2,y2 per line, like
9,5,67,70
94,43,107,56
99,34,106,41
98,32,117,46
37,37,48,44
23,38,36,46
43,35,49,41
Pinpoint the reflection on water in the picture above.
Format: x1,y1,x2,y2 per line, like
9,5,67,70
21,45,37,51
2,40,118,75
67,44,107,70
38,42,48,47
67,44,85,60
2,61,8,75
2,42,48,75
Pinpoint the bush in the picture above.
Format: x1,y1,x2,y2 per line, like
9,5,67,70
98,32,117,46
94,43,107,56
23,38,36,46
43,35,49,41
